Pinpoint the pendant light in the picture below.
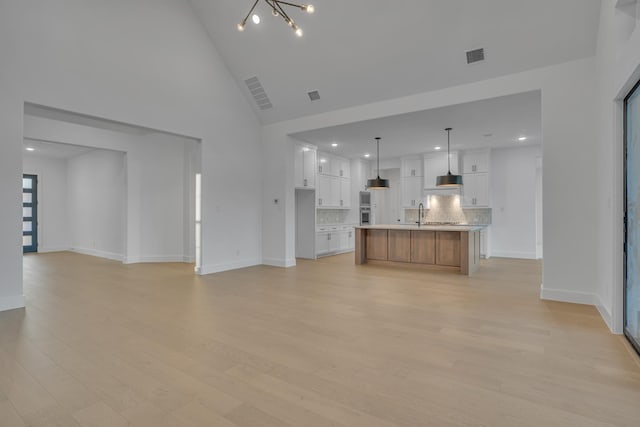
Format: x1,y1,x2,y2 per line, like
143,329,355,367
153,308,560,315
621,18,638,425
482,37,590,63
367,137,390,190
436,128,463,187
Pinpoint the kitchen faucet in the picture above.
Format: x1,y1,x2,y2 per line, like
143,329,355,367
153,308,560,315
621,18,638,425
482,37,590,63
417,202,424,227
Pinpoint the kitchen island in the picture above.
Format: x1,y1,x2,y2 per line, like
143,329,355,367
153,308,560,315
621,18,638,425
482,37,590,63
355,224,482,275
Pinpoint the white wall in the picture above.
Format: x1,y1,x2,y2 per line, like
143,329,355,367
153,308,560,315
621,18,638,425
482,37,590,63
22,154,70,252
24,116,198,264
263,57,598,311
490,145,542,259
67,150,126,261
594,0,640,332
0,0,262,311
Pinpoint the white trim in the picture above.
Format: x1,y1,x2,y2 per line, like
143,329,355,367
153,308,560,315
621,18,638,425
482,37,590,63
262,257,296,268
70,247,124,262
123,255,194,264
37,246,72,253
200,257,262,275
0,295,25,312
595,293,616,333
540,284,596,305
491,251,537,260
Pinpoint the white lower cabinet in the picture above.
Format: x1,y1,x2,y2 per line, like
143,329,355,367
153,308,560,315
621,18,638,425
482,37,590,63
316,232,330,255
316,225,356,257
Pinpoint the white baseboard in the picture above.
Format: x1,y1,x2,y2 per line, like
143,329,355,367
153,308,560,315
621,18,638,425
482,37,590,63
200,257,262,275
0,294,25,312
595,294,616,333
262,257,296,268
70,247,124,262
540,284,596,305
124,255,194,264
491,251,537,259
38,246,71,253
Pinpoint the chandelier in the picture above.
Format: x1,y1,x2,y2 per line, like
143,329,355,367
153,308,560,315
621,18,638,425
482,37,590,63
237,0,315,37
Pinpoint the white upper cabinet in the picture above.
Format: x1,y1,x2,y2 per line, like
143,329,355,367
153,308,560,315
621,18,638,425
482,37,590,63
339,158,351,178
461,173,490,207
318,152,350,178
340,178,351,208
402,176,424,208
317,153,331,175
462,149,490,174
401,157,423,177
294,144,316,189
423,152,459,188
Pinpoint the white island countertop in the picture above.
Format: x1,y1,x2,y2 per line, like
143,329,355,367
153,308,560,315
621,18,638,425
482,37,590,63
356,224,485,232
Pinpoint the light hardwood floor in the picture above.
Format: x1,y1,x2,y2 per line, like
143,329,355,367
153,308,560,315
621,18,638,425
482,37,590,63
1,252,640,426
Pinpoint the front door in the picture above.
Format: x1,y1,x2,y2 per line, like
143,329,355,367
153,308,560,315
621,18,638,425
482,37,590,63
625,79,640,354
22,174,38,253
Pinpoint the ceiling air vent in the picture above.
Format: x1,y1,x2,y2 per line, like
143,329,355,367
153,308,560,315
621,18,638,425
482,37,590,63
466,48,485,64
308,90,321,101
244,76,273,110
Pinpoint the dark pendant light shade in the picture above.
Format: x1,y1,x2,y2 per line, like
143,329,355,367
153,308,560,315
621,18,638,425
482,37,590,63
436,127,463,188
367,137,390,190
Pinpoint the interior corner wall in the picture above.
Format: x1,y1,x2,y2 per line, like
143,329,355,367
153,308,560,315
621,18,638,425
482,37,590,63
67,150,126,261
22,154,70,252
594,0,640,333
0,0,263,311
262,57,598,311
490,145,541,259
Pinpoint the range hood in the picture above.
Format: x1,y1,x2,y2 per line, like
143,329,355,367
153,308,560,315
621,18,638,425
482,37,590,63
424,186,461,196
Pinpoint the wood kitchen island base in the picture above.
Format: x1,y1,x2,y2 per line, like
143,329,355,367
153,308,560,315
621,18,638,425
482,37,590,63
355,225,482,275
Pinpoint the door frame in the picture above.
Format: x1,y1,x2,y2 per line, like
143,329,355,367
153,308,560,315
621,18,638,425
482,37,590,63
623,77,640,355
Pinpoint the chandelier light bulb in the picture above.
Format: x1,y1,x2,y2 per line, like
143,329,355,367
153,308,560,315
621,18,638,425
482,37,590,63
237,1,315,36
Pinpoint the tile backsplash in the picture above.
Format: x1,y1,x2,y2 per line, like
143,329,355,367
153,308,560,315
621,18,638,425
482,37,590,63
404,195,492,225
316,209,350,224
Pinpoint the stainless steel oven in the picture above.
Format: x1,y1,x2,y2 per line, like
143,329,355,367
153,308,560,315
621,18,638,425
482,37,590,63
360,207,371,225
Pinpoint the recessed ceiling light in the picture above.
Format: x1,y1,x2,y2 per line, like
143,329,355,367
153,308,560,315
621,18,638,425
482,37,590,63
25,147,35,151
434,146,442,151
320,158,327,163
364,153,370,158
518,136,527,141
331,143,338,147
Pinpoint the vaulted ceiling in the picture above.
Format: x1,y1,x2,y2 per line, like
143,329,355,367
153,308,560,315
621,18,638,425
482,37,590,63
189,0,601,124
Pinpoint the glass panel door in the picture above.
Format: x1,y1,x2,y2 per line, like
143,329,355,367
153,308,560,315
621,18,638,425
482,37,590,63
625,80,640,354
22,174,38,253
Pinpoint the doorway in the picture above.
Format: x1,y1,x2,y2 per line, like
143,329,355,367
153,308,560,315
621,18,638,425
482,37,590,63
624,78,640,354
22,174,38,253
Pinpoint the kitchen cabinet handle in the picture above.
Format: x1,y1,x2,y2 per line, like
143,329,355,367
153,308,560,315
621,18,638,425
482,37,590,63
303,178,307,187
340,200,343,206
328,233,331,240
319,165,323,173
318,198,322,205
340,170,343,177
412,169,415,176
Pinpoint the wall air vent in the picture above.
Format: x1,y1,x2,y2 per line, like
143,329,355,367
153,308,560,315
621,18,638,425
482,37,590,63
308,90,321,101
244,76,273,110
466,48,485,64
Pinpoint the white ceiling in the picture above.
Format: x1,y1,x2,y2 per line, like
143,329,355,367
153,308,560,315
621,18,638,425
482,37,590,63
189,0,601,124
290,90,541,160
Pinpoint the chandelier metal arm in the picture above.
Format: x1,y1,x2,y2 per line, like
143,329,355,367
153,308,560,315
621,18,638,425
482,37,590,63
240,0,260,26
275,0,307,9
273,1,295,26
